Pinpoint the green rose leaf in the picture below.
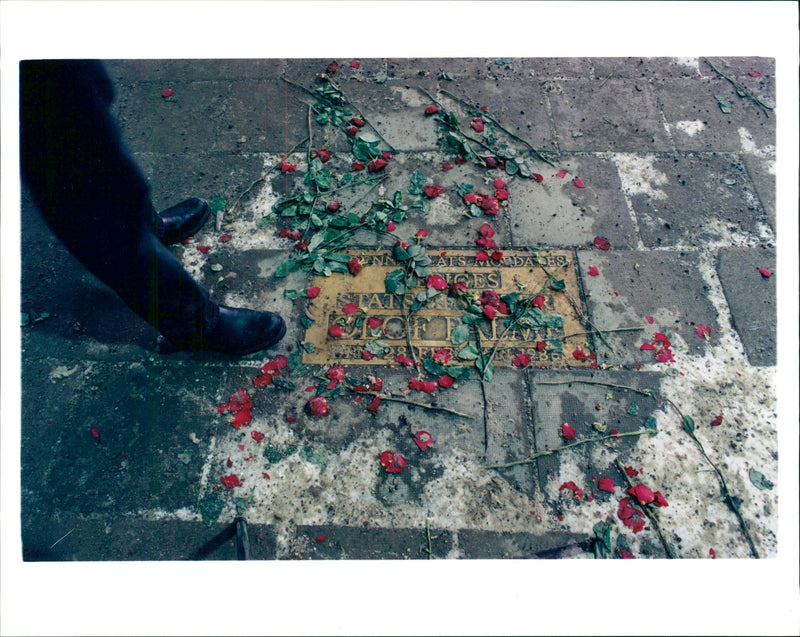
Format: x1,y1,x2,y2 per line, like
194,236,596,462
451,323,472,346
748,469,774,491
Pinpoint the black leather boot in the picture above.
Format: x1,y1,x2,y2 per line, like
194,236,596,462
154,198,211,245
191,306,286,356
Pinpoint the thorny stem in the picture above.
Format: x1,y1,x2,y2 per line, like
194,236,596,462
485,429,657,469
663,397,760,558
472,324,491,454
437,88,556,167
703,58,773,116
615,459,678,559
536,379,654,397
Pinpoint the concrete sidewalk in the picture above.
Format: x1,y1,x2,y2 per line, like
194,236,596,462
20,57,777,561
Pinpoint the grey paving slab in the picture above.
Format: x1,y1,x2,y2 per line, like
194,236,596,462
105,58,289,83
576,249,720,366
21,359,230,517
716,247,776,366
527,370,662,493
21,516,244,561
115,80,230,154
457,528,592,559
509,154,636,249
547,79,672,152
591,57,702,79
627,152,770,248
741,154,776,232
134,151,266,214
295,524,451,559
654,77,775,152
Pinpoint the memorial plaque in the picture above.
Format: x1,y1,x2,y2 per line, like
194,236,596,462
302,249,591,367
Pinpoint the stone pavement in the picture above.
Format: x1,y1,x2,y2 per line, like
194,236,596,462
20,57,778,562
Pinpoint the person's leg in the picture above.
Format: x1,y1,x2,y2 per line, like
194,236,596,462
19,60,284,354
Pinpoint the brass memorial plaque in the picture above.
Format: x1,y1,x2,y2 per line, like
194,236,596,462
302,249,590,367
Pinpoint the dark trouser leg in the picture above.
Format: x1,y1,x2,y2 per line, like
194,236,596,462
19,60,218,348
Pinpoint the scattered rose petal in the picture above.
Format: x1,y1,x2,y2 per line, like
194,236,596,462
598,476,615,493
593,236,611,250
512,352,531,367
555,169,568,178
477,223,495,238
709,548,716,558
617,497,646,532
572,348,586,361
495,189,509,201
326,201,341,212
646,316,654,324
617,549,636,559
640,342,656,351
409,378,437,393
561,422,577,440
395,354,413,367
91,428,100,442
532,295,546,309
352,161,365,171
652,491,669,507
536,340,547,352
306,286,321,298
748,71,762,77
386,220,396,231
423,185,444,198
218,234,233,243
315,148,331,162
251,430,265,443
531,173,543,182
350,117,365,128
490,250,504,262
442,161,453,171
367,316,384,331
361,350,376,361
368,158,388,172
161,88,174,98
196,244,211,254
587,265,599,276
438,374,454,388
470,117,485,132
326,62,339,74
308,396,330,417
367,395,381,412
341,302,359,315
380,451,406,473
328,324,346,338
573,177,585,188
221,474,243,489
758,267,772,278
628,484,656,506
425,104,439,115
711,414,723,427
414,430,434,452
279,161,297,173
433,348,450,364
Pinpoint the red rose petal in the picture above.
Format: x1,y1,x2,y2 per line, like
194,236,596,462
306,286,321,298
425,104,439,115
593,236,611,250
646,316,654,324
531,173,544,182
161,88,173,98
628,484,656,506
438,374,454,388
555,169,568,178
587,265,599,276
221,474,243,489
91,428,100,442
758,267,772,278
308,396,330,417
598,476,615,493
342,302,359,315
395,354,413,367
196,245,211,254
561,423,576,440
251,430,265,443
512,352,531,367
366,395,381,412
711,414,723,427
414,430,434,452
573,177,585,188
218,234,233,243
328,325,344,338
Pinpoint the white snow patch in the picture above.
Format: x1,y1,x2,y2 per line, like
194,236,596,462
612,153,669,200
738,127,776,174
672,120,706,137
672,57,700,73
